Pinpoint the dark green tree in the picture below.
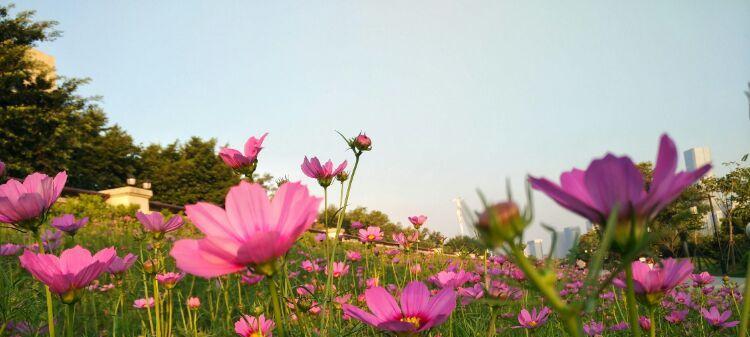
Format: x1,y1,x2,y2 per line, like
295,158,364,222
137,137,241,206
0,4,139,188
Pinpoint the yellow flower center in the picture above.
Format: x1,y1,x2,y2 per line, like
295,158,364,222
248,333,264,337
367,234,375,241
529,321,537,327
401,316,421,328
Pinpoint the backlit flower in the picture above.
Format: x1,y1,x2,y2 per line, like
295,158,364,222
136,211,184,234
0,172,67,230
343,281,456,334
514,307,551,329
408,215,427,229
613,258,693,306
219,133,268,170
50,214,88,236
301,156,347,188
171,181,320,277
19,245,116,303
529,134,711,250
234,314,274,337
107,253,137,275
358,226,383,244
701,306,739,329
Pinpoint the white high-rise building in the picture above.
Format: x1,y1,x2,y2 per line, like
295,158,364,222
684,147,714,177
684,147,722,235
554,226,582,258
526,239,544,259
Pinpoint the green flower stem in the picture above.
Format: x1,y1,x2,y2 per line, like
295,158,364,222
649,307,656,337
36,233,56,337
321,153,361,332
64,304,74,337
510,245,580,337
153,278,162,337
625,263,642,337
738,256,750,337
269,277,285,337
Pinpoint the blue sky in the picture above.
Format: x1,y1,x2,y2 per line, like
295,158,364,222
16,1,750,250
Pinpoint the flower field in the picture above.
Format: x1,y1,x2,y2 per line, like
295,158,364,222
0,131,748,337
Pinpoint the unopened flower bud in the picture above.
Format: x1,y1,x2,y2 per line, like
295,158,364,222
143,259,160,274
353,133,372,151
336,171,349,182
475,201,525,248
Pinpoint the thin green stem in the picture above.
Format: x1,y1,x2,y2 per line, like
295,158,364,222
65,304,74,337
269,278,285,337
738,256,750,337
154,278,162,337
321,153,361,332
36,233,56,337
625,263,642,337
649,307,656,337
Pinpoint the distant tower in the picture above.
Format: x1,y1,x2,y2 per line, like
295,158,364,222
684,147,714,177
526,239,544,259
684,147,722,235
452,198,467,237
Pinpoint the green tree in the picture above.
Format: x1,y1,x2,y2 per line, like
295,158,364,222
0,4,139,188
137,137,241,206
444,235,485,255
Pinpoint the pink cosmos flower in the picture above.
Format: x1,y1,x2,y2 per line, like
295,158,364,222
701,306,739,329
19,245,116,301
514,307,551,329
614,259,693,300
133,297,155,309
0,243,22,256
219,133,268,169
187,297,200,309
314,233,327,242
343,281,456,334
136,211,184,234
583,321,604,336
171,181,320,277
665,310,689,324
40,229,63,251
690,272,714,286
156,272,185,288
408,215,427,229
529,135,710,247
358,226,383,243
107,253,137,275
638,316,651,330
50,214,88,235
327,261,350,278
345,250,362,261
393,233,409,248
350,221,364,229
429,270,472,289
0,171,67,226
301,260,320,273
301,156,347,187
0,160,4,176
241,271,265,286
234,314,274,337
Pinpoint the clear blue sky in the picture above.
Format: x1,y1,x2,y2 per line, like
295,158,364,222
16,1,750,249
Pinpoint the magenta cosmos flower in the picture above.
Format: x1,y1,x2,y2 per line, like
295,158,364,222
529,134,710,249
515,307,551,329
343,281,456,334
19,245,115,303
107,253,137,275
50,214,88,236
301,156,347,187
170,181,320,277
136,211,184,234
219,133,268,170
408,215,427,229
235,314,275,337
700,306,739,329
613,258,693,305
0,171,67,229
359,226,383,243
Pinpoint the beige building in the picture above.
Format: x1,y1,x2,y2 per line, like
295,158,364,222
26,48,56,84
